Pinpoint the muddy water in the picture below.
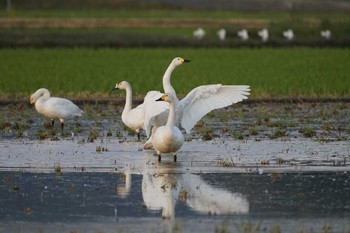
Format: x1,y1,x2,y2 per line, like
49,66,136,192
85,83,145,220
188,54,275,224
0,101,350,232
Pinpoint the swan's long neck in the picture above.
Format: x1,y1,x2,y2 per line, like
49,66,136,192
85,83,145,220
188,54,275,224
166,101,176,128
163,63,178,101
122,85,133,118
36,89,50,105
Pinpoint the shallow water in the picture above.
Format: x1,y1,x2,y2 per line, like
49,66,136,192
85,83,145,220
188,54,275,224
0,102,350,232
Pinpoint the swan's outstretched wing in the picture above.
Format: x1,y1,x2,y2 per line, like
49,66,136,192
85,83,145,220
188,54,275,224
143,91,169,137
180,84,250,133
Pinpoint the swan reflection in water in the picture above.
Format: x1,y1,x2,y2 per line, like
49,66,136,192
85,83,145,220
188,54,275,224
118,162,249,219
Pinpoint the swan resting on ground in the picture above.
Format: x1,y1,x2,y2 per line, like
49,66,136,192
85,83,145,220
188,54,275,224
152,93,184,162
144,57,250,149
113,81,168,140
30,88,84,130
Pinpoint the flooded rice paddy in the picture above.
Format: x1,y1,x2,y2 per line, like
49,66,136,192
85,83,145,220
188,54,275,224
0,101,350,232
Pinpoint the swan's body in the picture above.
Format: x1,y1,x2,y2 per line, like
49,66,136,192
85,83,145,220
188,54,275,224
152,93,184,162
113,81,145,139
217,28,226,41
283,29,294,40
193,27,205,39
258,28,269,42
237,29,249,40
144,57,250,145
30,88,83,130
321,30,331,40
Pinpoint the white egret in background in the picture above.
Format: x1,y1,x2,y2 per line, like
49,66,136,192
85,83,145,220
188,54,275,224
193,27,205,39
237,29,249,40
283,29,294,40
217,28,226,41
30,88,83,130
258,28,269,42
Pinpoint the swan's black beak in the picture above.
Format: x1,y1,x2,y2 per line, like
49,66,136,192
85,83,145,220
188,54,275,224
112,87,118,91
184,59,191,63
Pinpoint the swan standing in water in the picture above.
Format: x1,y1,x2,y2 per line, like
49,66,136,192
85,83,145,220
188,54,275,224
153,93,184,162
144,57,250,149
113,81,168,140
30,88,83,130
113,81,145,140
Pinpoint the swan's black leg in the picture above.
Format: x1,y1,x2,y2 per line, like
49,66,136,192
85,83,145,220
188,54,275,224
173,155,177,162
158,154,161,162
61,122,64,131
51,120,55,128
137,132,141,140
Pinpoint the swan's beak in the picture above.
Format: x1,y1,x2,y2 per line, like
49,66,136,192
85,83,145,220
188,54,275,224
30,98,35,105
112,84,119,91
180,58,191,63
156,95,166,101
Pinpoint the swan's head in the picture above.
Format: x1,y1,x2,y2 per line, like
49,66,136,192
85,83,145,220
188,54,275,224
172,57,190,67
30,88,50,104
156,93,176,103
112,81,130,91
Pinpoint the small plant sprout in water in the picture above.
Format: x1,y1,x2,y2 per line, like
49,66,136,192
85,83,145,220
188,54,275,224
218,157,236,167
54,163,62,176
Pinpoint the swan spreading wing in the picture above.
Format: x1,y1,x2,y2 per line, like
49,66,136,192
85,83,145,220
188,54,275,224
143,91,169,137
180,84,250,133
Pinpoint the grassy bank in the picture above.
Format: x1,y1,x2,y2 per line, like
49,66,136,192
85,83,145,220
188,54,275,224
0,48,349,99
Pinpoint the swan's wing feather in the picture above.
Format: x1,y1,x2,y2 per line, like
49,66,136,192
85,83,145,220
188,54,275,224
180,84,250,133
143,91,169,137
45,97,83,118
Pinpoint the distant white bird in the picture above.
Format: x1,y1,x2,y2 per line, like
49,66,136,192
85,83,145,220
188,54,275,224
283,29,294,40
30,88,83,130
320,30,331,40
258,28,269,42
237,29,249,40
193,27,205,39
144,57,250,150
153,93,184,162
113,81,168,140
217,28,226,41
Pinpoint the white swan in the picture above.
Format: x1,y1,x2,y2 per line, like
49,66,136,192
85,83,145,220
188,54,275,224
113,81,145,139
30,88,83,130
193,27,205,39
113,81,168,141
237,29,249,40
144,57,250,145
217,28,226,41
320,29,331,40
283,29,294,40
258,28,269,42
153,93,184,162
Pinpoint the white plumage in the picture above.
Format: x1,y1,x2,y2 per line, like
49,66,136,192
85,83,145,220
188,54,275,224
193,27,205,39
144,57,250,143
237,29,249,40
283,29,294,40
258,28,269,42
217,28,226,41
113,81,168,140
320,29,331,40
30,88,83,130
152,93,184,162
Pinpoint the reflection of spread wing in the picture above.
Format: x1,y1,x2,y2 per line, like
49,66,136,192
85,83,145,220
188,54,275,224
181,174,249,214
179,84,250,133
143,91,169,137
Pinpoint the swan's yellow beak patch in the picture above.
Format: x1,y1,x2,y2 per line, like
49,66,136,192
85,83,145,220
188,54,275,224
161,95,166,101
179,58,185,63
30,98,35,105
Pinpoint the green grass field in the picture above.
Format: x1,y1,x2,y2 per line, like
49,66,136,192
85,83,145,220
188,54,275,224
0,48,349,99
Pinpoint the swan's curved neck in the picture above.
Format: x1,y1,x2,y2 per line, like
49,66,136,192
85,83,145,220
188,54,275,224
163,63,178,100
122,85,133,117
37,90,50,103
166,101,176,128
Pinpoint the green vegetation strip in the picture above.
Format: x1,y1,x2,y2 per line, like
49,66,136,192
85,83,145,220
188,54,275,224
0,48,349,99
